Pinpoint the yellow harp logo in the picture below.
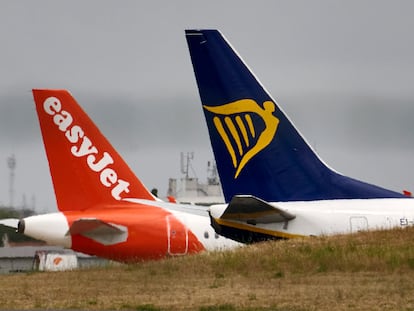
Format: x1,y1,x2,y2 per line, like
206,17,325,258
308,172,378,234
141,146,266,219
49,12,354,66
204,99,279,178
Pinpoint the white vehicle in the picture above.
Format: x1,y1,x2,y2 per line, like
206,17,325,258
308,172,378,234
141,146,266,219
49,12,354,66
33,251,78,272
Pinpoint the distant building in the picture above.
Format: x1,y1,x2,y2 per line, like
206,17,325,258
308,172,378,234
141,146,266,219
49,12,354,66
167,176,224,205
167,154,224,205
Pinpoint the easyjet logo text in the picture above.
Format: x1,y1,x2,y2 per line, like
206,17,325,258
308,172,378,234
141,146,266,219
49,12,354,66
43,96,130,200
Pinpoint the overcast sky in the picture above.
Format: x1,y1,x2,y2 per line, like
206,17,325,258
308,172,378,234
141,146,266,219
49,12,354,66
0,1,414,212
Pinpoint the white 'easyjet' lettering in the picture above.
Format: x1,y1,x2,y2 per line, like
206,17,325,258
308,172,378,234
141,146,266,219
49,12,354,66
43,96,130,200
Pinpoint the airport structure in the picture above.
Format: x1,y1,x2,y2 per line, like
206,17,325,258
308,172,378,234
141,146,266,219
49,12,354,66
0,244,107,273
167,152,224,205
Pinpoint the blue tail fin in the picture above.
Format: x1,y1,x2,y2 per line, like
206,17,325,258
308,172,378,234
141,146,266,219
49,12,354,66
185,29,405,202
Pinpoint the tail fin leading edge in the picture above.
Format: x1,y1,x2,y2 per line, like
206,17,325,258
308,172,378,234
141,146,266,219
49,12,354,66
33,89,155,211
185,29,404,202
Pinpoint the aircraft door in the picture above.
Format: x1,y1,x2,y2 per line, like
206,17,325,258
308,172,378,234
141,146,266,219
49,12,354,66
349,216,368,233
166,215,188,255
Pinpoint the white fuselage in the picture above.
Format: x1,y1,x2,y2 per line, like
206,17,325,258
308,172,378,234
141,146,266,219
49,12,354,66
210,198,414,238
18,198,414,261
19,199,242,258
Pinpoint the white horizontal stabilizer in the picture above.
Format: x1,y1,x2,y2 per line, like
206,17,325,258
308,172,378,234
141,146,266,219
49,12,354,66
0,218,19,229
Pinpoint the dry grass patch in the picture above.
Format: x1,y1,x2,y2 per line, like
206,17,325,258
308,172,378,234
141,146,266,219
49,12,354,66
1,227,414,310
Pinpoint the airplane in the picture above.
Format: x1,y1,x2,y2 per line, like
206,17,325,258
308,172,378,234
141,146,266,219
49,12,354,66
185,29,414,243
0,89,240,262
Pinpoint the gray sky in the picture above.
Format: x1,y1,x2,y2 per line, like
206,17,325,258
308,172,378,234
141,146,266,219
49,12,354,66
1,1,414,212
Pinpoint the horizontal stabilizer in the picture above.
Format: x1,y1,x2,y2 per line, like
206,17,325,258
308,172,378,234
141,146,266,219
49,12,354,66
0,218,19,229
221,195,295,224
67,218,128,245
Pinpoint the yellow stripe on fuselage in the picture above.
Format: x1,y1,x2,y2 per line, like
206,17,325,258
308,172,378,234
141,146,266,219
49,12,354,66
214,218,305,239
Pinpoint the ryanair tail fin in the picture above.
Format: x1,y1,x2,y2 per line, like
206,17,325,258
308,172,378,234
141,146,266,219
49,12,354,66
185,29,404,202
32,89,155,211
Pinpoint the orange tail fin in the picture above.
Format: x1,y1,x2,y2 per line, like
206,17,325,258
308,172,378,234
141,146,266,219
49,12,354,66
32,89,155,211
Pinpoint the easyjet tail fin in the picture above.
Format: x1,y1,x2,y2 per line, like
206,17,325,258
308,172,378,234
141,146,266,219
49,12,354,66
185,29,405,202
32,89,155,211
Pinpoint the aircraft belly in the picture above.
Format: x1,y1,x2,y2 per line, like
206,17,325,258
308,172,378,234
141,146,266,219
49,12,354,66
66,208,206,261
169,209,240,251
279,203,412,237
212,199,414,241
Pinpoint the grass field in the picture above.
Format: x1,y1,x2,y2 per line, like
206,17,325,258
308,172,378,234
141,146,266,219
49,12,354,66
1,227,414,310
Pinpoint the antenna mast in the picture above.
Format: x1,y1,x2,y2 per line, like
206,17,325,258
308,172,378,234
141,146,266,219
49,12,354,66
180,152,194,178
7,154,16,208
